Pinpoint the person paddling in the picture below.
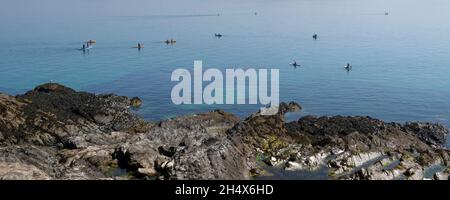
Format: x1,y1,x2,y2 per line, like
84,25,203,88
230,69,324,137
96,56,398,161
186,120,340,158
345,63,352,71
290,60,300,67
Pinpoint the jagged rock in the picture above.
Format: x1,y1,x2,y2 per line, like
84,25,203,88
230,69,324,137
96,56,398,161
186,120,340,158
0,84,448,180
403,122,448,146
227,101,301,158
0,162,51,180
0,84,247,180
1,83,148,147
112,110,249,180
434,171,449,180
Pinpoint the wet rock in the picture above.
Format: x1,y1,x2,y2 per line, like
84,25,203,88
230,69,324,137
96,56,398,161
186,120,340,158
279,102,301,114
250,168,263,176
331,148,345,155
285,161,304,171
264,156,285,167
433,170,449,180
130,97,142,108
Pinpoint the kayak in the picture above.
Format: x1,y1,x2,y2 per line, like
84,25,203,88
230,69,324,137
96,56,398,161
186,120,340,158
79,46,92,51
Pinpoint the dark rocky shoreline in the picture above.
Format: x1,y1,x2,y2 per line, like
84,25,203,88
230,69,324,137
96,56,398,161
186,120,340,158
0,83,449,180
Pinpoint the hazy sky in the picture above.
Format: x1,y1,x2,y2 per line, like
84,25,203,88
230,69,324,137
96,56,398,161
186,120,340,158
0,0,271,18
2,0,450,23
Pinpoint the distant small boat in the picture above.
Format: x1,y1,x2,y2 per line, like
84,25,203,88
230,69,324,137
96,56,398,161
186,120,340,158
344,63,352,70
87,40,96,44
133,43,144,49
215,33,223,38
165,39,176,44
289,61,300,67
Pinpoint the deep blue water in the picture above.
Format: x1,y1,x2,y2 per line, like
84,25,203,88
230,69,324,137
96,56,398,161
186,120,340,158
1,0,449,146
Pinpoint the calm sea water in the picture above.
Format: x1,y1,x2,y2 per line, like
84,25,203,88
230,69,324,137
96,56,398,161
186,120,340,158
1,0,449,146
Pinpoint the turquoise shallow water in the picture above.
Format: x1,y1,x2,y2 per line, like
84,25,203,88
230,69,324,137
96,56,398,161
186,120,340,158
0,0,449,146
